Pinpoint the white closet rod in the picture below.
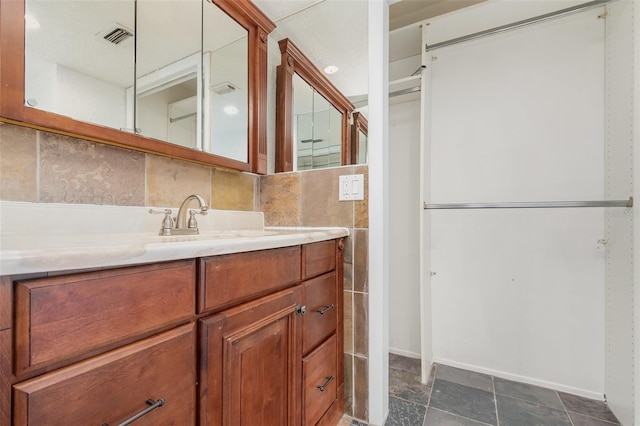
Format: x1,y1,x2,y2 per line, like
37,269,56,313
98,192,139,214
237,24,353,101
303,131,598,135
424,197,633,209
424,0,612,52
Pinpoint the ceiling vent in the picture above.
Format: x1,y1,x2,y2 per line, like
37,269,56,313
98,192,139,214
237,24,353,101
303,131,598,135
212,82,238,95
98,24,134,45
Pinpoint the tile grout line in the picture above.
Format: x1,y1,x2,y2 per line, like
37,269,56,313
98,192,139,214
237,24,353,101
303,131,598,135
565,409,621,426
557,390,576,426
428,407,496,426
494,391,573,414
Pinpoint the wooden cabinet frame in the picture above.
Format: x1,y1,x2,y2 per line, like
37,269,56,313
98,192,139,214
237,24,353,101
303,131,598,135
275,38,355,172
350,111,368,165
0,0,275,174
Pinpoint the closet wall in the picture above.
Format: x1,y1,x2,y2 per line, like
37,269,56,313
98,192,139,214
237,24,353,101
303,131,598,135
604,2,636,424
389,23,423,359
416,1,636,423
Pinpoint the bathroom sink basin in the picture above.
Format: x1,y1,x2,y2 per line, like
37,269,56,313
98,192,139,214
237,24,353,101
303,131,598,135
156,229,283,242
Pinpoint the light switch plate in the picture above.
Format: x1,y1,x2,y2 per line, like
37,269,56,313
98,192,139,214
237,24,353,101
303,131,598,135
339,174,364,201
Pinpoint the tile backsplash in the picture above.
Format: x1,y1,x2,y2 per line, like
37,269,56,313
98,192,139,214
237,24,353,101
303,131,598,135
0,122,258,211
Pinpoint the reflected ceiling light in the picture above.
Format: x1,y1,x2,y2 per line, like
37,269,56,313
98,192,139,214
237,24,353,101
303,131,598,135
224,105,239,115
25,15,40,29
324,65,339,75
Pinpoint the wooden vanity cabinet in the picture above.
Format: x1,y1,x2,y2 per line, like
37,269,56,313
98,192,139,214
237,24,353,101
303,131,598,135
300,240,344,426
1,238,344,426
198,240,344,426
199,286,303,426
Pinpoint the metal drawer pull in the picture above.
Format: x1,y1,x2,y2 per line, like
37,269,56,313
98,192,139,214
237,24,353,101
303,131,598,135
102,398,165,426
317,304,335,315
316,376,335,392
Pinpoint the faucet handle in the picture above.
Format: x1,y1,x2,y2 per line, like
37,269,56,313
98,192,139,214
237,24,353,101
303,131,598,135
149,208,172,215
149,209,175,236
187,209,207,230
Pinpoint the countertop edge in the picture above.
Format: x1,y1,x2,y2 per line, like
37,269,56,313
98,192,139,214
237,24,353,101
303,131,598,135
0,227,350,276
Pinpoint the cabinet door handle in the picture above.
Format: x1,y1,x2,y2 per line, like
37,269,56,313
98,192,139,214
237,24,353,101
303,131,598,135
296,305,307,315
317,304,335,315
102,398,165,426
316,376,335,392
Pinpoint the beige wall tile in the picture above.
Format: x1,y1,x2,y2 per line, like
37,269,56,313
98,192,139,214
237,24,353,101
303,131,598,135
146,155,212,207
211,168,256,211
0,124,37,202
344,353,354,417
344,290,354,354
353,292,368,357
39,132,145,205
300,166,354,227
260,172,301,226
344,233,353,265
353,229,369,293
353,166,368,229
343,263,353,291
353,355,369,422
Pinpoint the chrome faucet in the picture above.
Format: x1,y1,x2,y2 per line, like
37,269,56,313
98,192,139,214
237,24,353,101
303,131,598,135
175,194,209,230
149,194,209,236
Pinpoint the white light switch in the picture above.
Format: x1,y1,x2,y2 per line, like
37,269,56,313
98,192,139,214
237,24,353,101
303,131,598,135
339,174,364,201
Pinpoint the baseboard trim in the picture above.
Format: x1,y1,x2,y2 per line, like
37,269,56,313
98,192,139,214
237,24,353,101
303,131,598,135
389,347,421,359
433,357,605,401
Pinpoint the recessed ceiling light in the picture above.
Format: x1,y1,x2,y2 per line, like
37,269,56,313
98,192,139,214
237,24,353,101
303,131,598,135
25,14,40,30
224,105,239,115
324,65,339,75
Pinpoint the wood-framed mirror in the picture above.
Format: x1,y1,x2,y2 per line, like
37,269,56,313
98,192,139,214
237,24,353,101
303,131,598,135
275,38,355,172
0,0,275,174
351,111,368,165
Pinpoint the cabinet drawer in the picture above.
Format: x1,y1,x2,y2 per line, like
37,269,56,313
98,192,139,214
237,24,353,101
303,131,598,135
198,246,301,313
303,272,337,354
14,260,195,375
13,323,196,426
302,334,337,426
303,240,336,279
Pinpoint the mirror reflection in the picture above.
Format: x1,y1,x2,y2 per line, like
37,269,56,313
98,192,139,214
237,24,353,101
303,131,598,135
25,0,135,130
204,2,249,162
267,0,368,171
293,74,343,170
135,0,201,148
24,0,250,163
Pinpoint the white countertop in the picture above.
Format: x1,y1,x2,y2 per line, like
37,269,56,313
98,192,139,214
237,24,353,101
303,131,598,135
0,202,349,276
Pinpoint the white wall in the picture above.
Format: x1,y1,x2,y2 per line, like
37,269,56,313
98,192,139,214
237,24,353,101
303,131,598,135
605,1,636,424
635,5,640,425
24,55,126,130
55,65,126,130
425,4,607,398
389,99,421,358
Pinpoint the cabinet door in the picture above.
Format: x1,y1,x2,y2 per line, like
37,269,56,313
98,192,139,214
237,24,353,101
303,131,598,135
199,286,302,426
13,323,196,426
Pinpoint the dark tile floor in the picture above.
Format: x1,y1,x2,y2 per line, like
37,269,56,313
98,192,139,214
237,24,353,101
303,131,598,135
384,354,622,426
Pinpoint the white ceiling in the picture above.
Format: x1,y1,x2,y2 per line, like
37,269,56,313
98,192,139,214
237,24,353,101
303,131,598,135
258,0,369,99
